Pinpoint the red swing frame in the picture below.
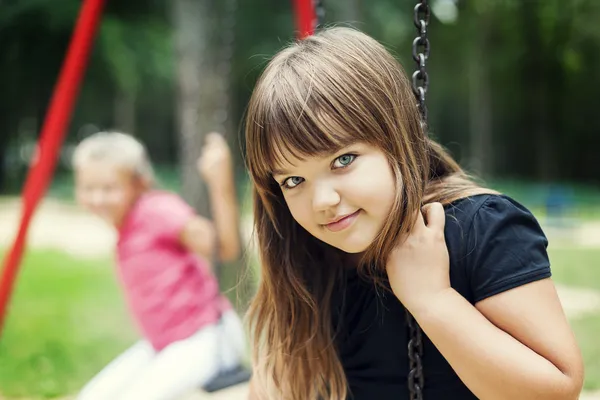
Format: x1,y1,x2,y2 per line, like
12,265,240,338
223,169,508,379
0,0,319,337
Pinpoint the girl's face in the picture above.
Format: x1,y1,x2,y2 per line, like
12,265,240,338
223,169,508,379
75,161,145,227
273,142,396,254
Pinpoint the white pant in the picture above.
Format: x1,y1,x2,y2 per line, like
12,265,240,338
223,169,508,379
77,310,246,400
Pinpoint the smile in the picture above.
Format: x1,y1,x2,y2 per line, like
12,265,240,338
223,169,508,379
323,210,361,232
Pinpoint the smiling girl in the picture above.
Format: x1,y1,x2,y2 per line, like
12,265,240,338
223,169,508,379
243,27,583,400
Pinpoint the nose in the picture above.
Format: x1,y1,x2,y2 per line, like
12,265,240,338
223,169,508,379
312,180,341,212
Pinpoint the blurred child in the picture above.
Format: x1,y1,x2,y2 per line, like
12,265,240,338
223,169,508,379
72,131,246,400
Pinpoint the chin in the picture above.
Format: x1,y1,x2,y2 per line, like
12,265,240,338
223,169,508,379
331,237,373,254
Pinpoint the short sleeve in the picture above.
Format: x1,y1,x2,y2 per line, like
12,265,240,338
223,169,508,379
132,192,196,242
465,195,551,303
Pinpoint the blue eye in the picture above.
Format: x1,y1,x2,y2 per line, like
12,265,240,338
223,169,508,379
333,154,356,168
282,176,304,189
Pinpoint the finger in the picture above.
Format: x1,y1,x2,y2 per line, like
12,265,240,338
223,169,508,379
411,207,426,232
205,132,224,144
197,149,207,163
422,202,445,231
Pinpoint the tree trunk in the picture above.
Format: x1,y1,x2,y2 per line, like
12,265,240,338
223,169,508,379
171,0,213,217
172,0,251,308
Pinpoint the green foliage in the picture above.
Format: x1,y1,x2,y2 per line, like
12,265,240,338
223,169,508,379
98,16,173,94
2,0,600,194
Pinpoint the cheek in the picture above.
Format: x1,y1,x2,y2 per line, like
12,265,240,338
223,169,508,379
284,193,315,230
347,165,396,211
111,189,138,211
75,186,100,211
75,188,88,207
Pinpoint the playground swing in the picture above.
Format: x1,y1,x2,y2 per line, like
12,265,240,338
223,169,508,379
203,0,329,392
291,1,432,398
0,0,431,396
289,1,432,399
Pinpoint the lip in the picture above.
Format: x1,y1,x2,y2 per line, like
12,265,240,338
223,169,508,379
323,210,361,232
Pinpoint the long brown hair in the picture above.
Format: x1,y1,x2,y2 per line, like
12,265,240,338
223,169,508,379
244,27,491,399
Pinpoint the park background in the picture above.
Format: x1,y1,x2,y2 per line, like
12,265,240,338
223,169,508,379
1,0,599,399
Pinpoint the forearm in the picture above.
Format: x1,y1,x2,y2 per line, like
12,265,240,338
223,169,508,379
412,288,579,400
209,179,241,262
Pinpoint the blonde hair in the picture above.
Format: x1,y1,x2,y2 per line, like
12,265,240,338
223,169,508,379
244,27,494,399
72,131,155,185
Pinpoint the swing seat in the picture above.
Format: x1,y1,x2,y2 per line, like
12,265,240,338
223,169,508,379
202,365,252,393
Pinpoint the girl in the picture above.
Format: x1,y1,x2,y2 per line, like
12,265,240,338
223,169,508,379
244,27,584,399
72,131,247,400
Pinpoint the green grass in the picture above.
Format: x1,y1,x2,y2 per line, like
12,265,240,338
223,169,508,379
0,244,598,397
0,249,136,398
549,247,600,291
548,246,600,391
572,314,600,391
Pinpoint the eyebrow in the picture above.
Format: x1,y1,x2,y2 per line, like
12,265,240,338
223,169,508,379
270,144,361,177
271,168,291,177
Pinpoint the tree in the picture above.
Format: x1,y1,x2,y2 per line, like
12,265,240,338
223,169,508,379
171,0,229,217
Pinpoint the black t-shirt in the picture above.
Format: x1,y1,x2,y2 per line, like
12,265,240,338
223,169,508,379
333,194,552,399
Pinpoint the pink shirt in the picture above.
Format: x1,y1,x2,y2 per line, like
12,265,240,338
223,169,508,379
117,191,231,351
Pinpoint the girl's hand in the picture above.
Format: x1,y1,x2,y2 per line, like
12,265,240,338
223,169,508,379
197,132,234,191
386,202,451,314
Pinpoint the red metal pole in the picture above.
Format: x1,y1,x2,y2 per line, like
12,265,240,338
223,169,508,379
293,0,317,39
0,0,106,336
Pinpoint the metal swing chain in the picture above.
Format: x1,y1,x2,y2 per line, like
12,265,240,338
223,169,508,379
313,0,325,31
214,0,237,134
407,1,430,400
406,308,425,400
411,0,431,124
210,0,237,287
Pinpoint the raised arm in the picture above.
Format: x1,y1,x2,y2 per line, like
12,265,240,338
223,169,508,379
387,202,583,400
197,132,241,262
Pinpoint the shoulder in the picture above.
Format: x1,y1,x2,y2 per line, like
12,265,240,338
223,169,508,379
132,191,192,219
446,194,550,303
444,193,542,236
137,190,189,210
123,191,195,237
444,193,548,262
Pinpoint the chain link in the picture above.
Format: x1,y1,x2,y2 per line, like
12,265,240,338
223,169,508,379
215,0,237,134
411,0,431,124
313,0,325,31
407,4,429,398
406,308,425,400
